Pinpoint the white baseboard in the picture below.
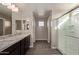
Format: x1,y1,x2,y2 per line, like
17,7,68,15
36,39,47,40
51,47,57,49
29,45,33,48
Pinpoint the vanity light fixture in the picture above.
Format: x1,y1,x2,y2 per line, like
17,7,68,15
7,4,19,12
7,4,15,9
2,3,19,12
12,7,19,12
2,3,11,6
7,5,19,12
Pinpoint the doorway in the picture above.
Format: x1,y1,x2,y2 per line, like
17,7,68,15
35,19,48,41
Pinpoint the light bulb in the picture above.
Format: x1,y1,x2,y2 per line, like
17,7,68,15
7,5,12,9
2,3,19,12
12,7,19,12
11,4,15,8
7,4,15,9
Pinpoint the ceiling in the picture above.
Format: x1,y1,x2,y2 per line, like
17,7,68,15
15,3,79,19
0,3,78,20
33,10,52,20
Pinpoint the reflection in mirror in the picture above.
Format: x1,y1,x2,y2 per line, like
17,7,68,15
16,20,22,30
0,3,12,36
0,19,3,36
5,19,12,35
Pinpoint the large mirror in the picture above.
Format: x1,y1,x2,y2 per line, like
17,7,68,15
0,19,3,36
0,3,12,36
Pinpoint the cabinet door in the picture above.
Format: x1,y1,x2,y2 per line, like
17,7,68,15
10,46,20,55
26,35,30,49
10,42,20,55
1,41,21,55
20,38,26,55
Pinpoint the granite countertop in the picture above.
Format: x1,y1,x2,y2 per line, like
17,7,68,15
0,33,30,52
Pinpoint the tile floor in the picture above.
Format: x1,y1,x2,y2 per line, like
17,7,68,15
26,40,62,55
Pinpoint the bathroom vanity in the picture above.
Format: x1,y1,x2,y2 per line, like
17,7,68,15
0,34,30,55
0,4,31,55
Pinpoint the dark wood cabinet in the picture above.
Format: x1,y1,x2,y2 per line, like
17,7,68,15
10,42,20,55
20,38,26,55
0,35,30,55
0,41,21,55
20,35,30,55
25,35,30,51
